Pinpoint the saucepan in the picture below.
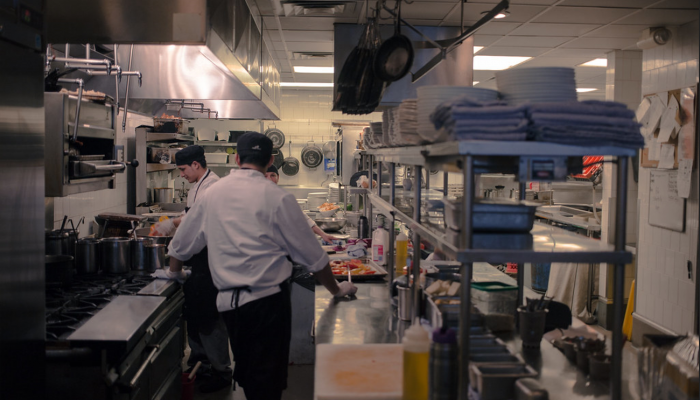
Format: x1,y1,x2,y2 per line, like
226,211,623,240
315,218,347,232
136,227,173,247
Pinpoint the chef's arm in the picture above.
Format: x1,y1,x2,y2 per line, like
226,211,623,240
312,226,338,243
173,216,183,228
169,257,184,272
315,264,340,295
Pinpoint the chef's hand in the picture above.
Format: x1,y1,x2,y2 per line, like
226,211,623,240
334,281,358,298
321,233,338,244
152,219,175,236
164,267,189,283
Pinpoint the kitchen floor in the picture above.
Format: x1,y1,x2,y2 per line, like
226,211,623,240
183,344,315,400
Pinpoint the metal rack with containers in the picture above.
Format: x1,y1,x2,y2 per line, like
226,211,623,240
364,140,635,400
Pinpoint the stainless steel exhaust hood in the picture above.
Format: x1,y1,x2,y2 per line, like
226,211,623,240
48,0,281,120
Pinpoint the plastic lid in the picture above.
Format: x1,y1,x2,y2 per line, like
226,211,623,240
432,327,457,344
403,320,430,345
397,232,408,241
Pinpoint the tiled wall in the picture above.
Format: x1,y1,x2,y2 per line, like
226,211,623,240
51,112,153,237
634,20,699,334
190,90,382,187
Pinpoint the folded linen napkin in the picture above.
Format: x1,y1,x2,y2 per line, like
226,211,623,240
453,132,528,141
527,100,635,119
529,112,641,129
532,126,645,148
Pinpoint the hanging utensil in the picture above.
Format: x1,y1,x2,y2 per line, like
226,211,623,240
301,139,324,169
58,215,68,236
355,15,387,113
264,126,286,149
373,0,414,82
282,141,300,176
272,149,285,170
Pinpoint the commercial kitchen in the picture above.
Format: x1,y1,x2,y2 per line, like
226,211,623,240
1,1,699,400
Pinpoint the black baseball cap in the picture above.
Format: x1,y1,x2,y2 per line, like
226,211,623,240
267,165,279,175
237,132,273,158
175,145,206,166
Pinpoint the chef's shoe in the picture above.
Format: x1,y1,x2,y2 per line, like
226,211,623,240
199,373,232,393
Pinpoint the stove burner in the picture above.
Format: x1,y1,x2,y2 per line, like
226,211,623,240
45,273,156,341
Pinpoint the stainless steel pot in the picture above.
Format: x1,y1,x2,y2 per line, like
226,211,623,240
46,230,70,256
75,238,100,274
100,237,131,274
315,217,347,232
130,238,153,273
46,254,74,286
145,244,166,272
135,227,173,247
153,187,174,203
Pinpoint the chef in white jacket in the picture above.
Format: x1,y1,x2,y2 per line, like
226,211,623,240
153,146,233,393
166,132,356,400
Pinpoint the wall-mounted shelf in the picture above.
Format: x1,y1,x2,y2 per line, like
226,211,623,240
146,132,194,142
195,141,237,147
207,163,239,168
146,163,176,172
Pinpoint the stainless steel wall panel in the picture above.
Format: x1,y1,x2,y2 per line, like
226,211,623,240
0,40,45,400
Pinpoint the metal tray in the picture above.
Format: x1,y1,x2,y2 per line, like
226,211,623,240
472,363,538,400
443,198,538,232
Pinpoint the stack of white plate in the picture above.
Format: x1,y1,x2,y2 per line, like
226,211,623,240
307,192,327,210
496,67,577,104
417,86,500,143
370,122,388,148
328,182,341,203
395,99,422,145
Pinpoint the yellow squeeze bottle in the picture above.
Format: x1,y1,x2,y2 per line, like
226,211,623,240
403,320,430,400
395,232,408,276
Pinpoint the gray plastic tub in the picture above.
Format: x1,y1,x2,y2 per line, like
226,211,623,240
472,363,538,400
444,198,538,232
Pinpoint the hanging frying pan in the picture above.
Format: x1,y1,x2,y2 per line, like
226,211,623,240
264,126,286,149
272,149,284,169
281,141,300,176
373,0,414,82
301,140,323,169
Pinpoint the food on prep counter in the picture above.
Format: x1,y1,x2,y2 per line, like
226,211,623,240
425,279,460,296
434,298,460,305
330,259,376,275
319,202,340,211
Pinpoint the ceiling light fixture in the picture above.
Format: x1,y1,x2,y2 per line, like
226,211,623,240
576,88,597,93
280,82,334,87
473,46,484,54
473,56,531,71
293,66,334,74
580,58,607,67
473,81,480,86
481,10,509,19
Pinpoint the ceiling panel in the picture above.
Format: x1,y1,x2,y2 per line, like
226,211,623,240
404,19,444,26
510,0,560,5
278,17,354,31
266,30,281,41
476,46,551,56
585,24,647,38
492,35,574,47
510,23,600,36
649,0,700,9
533,7,635,24
559,0,657,7
541,48,609,58
276,41,334,52
473,70,496,81
561,37,638,49
444,4,548,24
615,9,700,25
400,2,455,20
282,30,333,42
575,66,608,79
290,58,334,67
475,22,523,35
473,35,506,46
275,50,288,59
517,56,595,67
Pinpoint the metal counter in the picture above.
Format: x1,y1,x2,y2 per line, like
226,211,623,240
314,263,640,399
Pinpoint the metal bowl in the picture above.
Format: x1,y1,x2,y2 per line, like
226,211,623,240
314,217,347,232
135,227,173,247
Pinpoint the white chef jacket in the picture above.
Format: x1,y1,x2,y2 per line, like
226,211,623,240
168,169,330,312
304,213,317,229
186,169,220,211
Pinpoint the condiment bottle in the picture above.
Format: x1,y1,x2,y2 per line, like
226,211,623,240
395,232,408,276
372,215,389,265
429,328,458,400
403,320,430,400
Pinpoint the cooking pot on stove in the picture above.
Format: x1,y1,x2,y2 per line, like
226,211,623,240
100,237,131,274
46,255,74,286
46,229,70,256
75,239,100,275
135,227,173,247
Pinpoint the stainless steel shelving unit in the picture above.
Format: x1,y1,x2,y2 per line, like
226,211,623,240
364,140,634,400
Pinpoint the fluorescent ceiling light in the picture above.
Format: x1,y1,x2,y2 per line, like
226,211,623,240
293,66,334,74
280,82,334,87
474,46,484,54
473,56,531,70
576,88,597,93
580,58,607,67
481,10,509,19
473,81,480,85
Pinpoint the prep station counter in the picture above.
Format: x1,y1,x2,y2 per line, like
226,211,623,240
314,263,639,399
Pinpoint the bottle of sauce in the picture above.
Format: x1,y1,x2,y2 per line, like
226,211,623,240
395,232,408,276
403,320,430,400
372,215,389,265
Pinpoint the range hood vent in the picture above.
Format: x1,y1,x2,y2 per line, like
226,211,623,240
280,1,356,17
292,52,334,60
47,0,281,120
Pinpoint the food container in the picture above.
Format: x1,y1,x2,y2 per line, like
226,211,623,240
446,229,534,250
197,128,217,141
518,308,548,348
397,286,412,321
588,353,611,380
75,238,100,274
145,243,166,272
153,187,174,203
153,117,188,134
472,281,518,315
130,238,153,273
45,229,70,256
100,237,131,274
147,146,171,164
443,198,538,232
205,152,228,164
315,218,347,232
471,363,538,400
515,378,549,400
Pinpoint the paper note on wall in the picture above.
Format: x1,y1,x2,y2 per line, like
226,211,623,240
644,95,665,137
657,144,675,169
649,137,660,161
677,159,692,198
657,96,680,143
636,97,651,123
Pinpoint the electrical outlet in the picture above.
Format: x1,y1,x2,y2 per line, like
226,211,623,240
114,145,124,163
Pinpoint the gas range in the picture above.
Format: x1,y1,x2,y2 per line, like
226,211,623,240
45,275,155,342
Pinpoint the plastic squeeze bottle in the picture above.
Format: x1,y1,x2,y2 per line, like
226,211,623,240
372,215,389,265
395,232,408,275
403,320,430,400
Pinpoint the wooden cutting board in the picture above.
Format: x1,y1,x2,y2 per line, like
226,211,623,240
315,344,402,400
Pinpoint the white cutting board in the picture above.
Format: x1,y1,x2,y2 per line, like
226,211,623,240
315,344,403,400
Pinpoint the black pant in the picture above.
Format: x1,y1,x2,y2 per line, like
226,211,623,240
221,283,291,400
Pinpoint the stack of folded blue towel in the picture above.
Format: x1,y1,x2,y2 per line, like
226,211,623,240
430,97,529,141
527,100,644,148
